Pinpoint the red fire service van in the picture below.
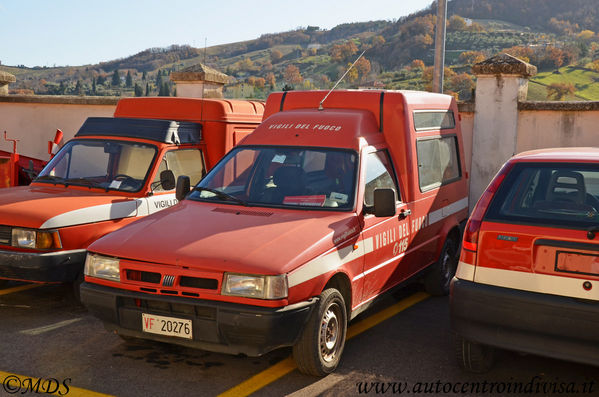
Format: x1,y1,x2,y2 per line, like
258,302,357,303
81,90,468,375
0,97,264,291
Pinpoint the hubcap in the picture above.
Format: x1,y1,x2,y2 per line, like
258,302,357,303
319,303,341,363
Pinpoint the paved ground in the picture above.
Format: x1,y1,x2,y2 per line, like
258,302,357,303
0,281,596,396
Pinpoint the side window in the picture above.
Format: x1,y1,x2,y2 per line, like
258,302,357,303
364,151,400,206
153,149,205,191
416,136,461,191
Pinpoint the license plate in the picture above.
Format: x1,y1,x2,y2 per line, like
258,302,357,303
142,313,193,339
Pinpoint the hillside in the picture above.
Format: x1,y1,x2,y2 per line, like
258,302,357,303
4,0,599,101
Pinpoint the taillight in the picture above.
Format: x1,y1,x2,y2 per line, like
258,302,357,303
463,161,515,252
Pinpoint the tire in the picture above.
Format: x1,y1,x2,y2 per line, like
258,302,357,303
293,288,347,376
455,334,495,373
424,237,458,296
70,272,84,303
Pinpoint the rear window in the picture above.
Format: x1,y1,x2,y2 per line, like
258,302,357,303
485,163,599,229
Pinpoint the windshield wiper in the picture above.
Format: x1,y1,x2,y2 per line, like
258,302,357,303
63,177,103,188
33,175,66,185
192,186,248,206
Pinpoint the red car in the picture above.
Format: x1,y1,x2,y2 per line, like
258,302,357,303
451,148,599,372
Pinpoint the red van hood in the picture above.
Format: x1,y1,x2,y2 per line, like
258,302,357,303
89,201,360,275
0,185,138,229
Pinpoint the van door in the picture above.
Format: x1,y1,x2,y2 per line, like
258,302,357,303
358,149,411,306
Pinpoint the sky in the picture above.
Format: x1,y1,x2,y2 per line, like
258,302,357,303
0,0,434,68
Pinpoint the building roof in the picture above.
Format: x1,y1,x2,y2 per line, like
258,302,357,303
170,63,230,85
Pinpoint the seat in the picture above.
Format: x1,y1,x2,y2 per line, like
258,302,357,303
546,170,586,205
272,166,306,202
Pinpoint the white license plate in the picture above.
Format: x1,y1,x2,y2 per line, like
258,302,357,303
142,313,193,339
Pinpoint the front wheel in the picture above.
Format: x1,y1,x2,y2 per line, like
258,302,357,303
424,237,458,296
293,288,347,376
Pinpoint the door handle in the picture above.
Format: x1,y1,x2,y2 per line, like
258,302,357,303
399,209,411,220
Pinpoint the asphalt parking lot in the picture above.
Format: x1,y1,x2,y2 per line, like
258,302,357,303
0,281,597,397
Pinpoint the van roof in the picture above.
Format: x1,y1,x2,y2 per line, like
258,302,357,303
114,97,265,124
75,117,201,144
513,147,599,163
263,90,454,131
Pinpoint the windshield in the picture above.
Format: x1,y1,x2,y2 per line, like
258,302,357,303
189,146,357,209
36,139,157,192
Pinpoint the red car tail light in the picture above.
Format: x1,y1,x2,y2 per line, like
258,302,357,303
463,162,515,253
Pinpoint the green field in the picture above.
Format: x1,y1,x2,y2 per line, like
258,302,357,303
529,66,599,100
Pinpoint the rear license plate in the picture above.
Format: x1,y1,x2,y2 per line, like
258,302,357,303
556,251,599,277
142,313,192,339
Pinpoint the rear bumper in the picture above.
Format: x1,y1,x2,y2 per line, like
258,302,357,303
80,281,316,356
0,248,86,283
450,278,599,367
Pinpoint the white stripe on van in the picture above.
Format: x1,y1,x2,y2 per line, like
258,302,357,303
474,265,599,301
40,201,140,229
428,197,468,226
288,237,373,288
288,196,468,288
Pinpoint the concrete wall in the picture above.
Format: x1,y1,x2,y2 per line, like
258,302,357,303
517,103,599,152
0,96,117,160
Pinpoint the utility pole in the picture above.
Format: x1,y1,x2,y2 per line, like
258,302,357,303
432,0,448,93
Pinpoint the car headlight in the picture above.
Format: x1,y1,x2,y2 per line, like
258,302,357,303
12,228,62,249
222,273,288,299
84,253,120,282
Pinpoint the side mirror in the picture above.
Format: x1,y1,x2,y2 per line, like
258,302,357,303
176,175,191,201
373,188,396,217
159,170,176,190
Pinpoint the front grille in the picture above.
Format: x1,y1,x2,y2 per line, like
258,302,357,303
120,259,221,298
0,225,12,245
126,270,161,284
180,276,218,290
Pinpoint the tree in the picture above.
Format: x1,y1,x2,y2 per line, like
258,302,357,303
547,83,575,100
126,71,133,87
97,74,106,85
459,51,485,65
355,57,371,81
448,15,468,31
75,80,83,95
284,65,303,85
265,72,276,89
134,83,143,97
329,41,358,63
270,50,283,63
159,82,170,96
371,35,385,47
447,73,475,100
92,77,96,94
410,59,425,71
111,70,121,87
142,71,147,81
145,83,150,96
318,74,330,88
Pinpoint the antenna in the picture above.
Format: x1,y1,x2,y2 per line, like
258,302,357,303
319,50,365,110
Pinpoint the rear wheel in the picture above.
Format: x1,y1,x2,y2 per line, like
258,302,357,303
424,237,458,296
455,334,495,373
293,288,347,376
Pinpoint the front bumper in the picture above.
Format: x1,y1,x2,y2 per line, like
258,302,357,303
80,281,317,356
0,248,86,283
450,278,599,367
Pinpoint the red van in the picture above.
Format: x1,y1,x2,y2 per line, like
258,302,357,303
451,148,599,372
81,90,469,375
0,97,263,289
